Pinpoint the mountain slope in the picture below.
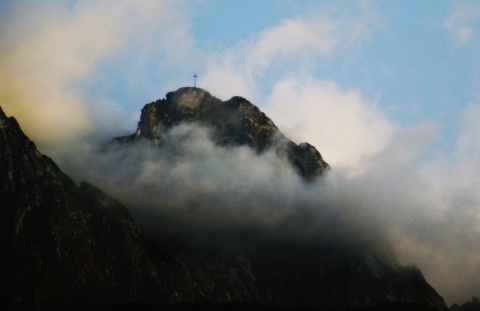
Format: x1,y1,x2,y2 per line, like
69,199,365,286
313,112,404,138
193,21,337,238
0,106,166,310
110,87,447,311
0,93,447,311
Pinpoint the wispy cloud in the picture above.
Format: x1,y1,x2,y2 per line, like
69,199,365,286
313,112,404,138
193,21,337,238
200,3,378,101
0,0,194,155
444,1,480,46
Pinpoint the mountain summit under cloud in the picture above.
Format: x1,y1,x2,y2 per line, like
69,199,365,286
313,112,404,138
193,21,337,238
0,89,448,310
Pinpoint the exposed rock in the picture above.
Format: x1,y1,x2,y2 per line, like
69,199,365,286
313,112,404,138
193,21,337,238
115,87,329,180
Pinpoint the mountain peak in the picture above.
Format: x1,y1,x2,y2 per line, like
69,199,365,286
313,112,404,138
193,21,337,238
166,86,213,110
116,87,329,180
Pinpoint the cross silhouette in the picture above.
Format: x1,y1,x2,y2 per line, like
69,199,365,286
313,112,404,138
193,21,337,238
193,74,198,88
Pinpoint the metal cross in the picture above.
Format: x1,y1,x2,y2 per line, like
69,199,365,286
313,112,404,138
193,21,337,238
193,73,198,88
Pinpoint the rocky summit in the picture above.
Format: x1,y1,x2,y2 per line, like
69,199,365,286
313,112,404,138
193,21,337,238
115,87,329,181
0,88,448,311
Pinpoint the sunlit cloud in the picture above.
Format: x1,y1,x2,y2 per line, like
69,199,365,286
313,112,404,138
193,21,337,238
264,77,396,176
0,0,194,155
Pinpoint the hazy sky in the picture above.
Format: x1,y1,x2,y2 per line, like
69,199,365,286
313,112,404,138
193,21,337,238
1,0,480,305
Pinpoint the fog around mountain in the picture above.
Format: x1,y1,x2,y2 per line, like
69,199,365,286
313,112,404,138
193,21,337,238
1,1,480,306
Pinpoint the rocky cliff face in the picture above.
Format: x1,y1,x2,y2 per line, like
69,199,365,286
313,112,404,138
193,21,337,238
0,106,166,310
0,93,448,311
115,87,329,180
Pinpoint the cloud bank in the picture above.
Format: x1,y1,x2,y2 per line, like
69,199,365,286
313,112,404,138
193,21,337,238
1,0,480,305
263,77,395,175
0,0,194,155
78,123,396,263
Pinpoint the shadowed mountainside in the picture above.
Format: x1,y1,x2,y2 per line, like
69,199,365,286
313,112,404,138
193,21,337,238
0,106,172,310
0,88,448,311
450,297,480,311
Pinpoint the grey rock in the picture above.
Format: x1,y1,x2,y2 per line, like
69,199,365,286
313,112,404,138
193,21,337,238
115,87,329,180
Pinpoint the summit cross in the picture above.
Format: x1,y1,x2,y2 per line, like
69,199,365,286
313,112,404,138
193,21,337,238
193,73,198,88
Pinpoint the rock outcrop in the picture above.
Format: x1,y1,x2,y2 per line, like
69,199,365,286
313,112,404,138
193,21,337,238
115,87,329,180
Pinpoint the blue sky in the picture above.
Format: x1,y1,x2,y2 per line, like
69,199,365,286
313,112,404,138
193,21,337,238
1,0,480,305
192,1,475,126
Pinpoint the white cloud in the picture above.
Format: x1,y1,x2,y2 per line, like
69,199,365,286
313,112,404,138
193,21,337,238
264,77,396,176
380,103,480,304
245,16,366,72
0,0,194,155
420,103,480,191
200,54,257,101
201,6,377,102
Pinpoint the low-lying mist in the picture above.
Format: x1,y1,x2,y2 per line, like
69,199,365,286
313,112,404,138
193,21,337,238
67,120,480,305
75,123,396,262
